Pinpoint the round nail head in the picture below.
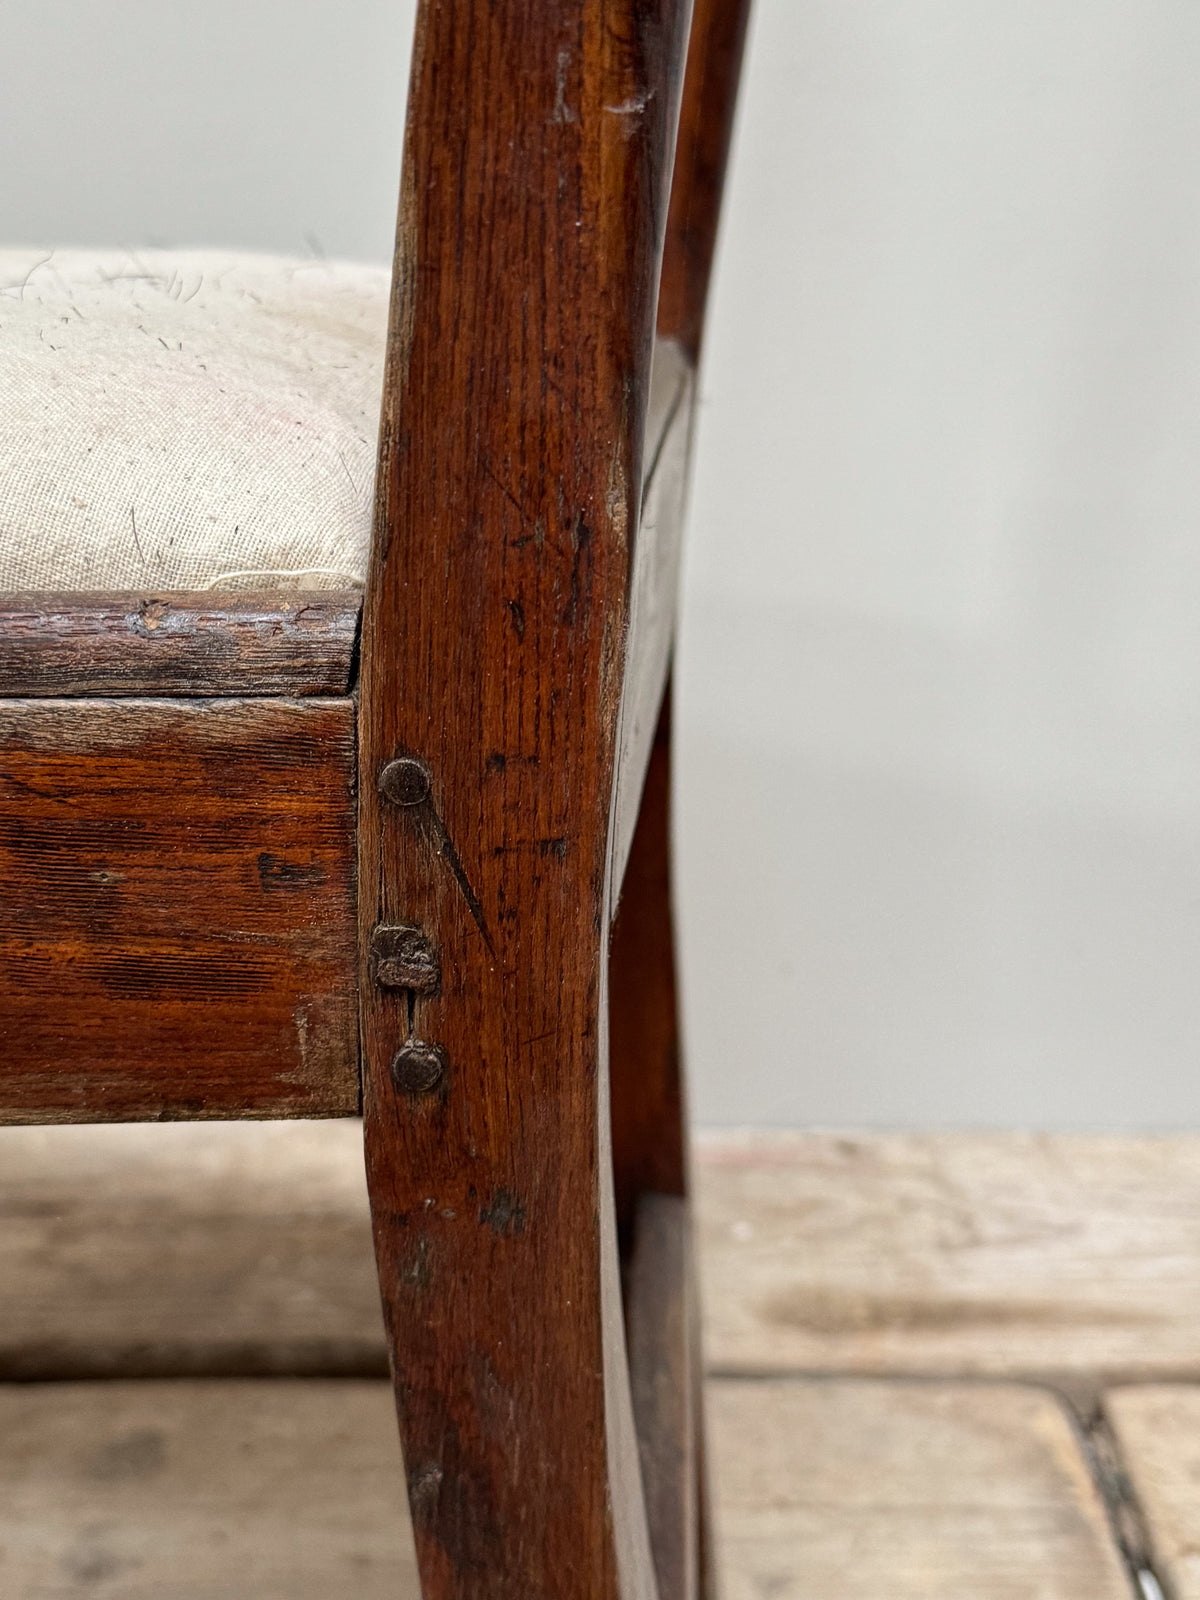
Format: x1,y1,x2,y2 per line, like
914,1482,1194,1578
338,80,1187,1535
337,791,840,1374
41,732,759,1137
379,756,432,807
391,1042,446,1096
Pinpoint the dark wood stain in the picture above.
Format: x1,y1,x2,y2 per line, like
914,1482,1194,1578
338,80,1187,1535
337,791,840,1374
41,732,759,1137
0,697,358,1121
0,592,361,698
610,697,688,1234
657,0,754,359
0,0,753,1589
357,3,697,1597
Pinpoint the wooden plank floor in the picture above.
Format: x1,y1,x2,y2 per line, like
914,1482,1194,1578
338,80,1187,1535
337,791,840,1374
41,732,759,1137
699,1132,1200,1401
710,1380,1131,1600
0,1378,1131,1600
1105,1388,1200,1600
9,1124,1200,1393
6,1123,1200,1597
0,1382,418,1600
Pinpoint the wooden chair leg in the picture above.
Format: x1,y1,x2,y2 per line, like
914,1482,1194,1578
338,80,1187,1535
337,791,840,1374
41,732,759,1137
612,690,715,1600
627,1193,700,1600
360,723,667,1600
364,1073,653,1600
362,690,706,1600
354,0,726,1588
610,694,688,1235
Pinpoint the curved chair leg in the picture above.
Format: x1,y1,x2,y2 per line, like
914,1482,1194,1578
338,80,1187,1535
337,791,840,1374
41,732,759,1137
364,1073,652,1600
612,691,715,1600
363,685,707,1600
354,0,733,1587
361,736,662,1600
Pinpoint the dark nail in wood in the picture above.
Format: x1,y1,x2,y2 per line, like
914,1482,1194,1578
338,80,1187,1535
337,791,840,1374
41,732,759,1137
371,925,441,995
390,1043,447,1097
379,756,433,807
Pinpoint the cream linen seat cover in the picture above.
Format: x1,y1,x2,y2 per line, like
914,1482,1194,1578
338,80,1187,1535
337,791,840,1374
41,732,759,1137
0,250,391,592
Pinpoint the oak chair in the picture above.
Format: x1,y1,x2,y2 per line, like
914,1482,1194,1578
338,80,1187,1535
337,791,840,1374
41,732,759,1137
0,1,751,1596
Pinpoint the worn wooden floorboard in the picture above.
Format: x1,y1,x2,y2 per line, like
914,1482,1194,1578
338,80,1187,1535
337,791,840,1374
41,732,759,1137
0,1381,417,1600
5,1125,1200,1397
699,1131,1200,1400
1104,1385,1200,1600
0,1378,1133,1600
0,1122,384,1378
710,1380,1134,1600
1,1126,1177,1597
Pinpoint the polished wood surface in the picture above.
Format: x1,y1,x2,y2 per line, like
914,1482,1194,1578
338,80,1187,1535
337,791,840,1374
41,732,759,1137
357,1,696,1595
658,0,754,357
0,0,755,1592
0,592,361,697
0,697,358,1121
610,699,688,1236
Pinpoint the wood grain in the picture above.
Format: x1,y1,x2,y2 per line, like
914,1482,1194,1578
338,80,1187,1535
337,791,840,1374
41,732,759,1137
356,3,695,1597
14,1127,1200,1402
709,1380,1134,1600
657,0,754,357
697,1132,1200,1404
0,1376,1133,1600
0,1122,383,1380
610,697,687,1237
1104,1386,1200,1600
0,697,358,1121
0,1381,418,1600
0,592,361,697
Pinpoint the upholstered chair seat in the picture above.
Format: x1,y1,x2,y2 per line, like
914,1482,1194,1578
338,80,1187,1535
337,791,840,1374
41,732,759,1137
0,251,391,592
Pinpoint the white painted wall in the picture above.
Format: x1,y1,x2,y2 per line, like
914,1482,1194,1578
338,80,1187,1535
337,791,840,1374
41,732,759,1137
6,1,1200,1127
0,0,410,262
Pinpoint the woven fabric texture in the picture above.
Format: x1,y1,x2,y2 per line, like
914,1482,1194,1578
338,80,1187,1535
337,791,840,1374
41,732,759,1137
0,250,391,592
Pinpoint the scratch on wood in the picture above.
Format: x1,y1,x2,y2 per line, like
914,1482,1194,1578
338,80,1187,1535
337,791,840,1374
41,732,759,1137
407,793,497,959
563,513,592,625
551,46,577,125
606,450,630,560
